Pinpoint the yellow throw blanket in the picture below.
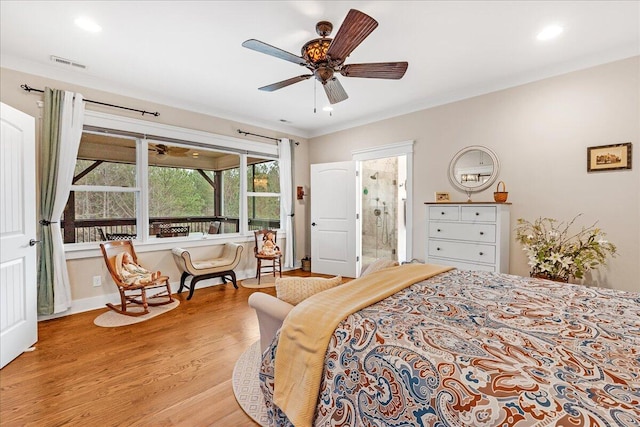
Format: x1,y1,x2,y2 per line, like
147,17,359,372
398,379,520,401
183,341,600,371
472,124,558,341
273,263,454,427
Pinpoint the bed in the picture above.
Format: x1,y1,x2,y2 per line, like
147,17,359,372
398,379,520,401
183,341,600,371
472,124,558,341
259,265,640,427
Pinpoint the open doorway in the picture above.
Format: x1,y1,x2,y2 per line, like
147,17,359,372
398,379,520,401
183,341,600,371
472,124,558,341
361,157,407,266
353,141,413,272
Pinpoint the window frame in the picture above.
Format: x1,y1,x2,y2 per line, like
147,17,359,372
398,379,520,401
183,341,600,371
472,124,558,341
65,111,280,257
246,156,281,231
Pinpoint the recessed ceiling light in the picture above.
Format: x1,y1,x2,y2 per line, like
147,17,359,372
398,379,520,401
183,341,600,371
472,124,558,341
537,24,563,41
75,17,102,33
322,106,333,112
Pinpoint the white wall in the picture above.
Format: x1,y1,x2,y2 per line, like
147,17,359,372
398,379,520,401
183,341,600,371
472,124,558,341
309,57,640,293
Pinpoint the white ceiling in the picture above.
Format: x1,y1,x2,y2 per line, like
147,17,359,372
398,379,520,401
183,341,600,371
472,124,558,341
1,1,638,138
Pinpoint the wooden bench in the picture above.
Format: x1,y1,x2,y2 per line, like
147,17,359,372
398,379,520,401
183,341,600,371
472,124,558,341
171,243,243,300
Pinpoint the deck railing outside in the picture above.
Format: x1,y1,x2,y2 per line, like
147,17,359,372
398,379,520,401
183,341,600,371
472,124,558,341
66,217,280,243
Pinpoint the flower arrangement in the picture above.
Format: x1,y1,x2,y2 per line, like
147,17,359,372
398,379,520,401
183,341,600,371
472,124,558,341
515,215,616,282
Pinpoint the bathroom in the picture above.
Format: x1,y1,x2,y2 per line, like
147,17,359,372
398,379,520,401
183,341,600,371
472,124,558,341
361,156,407,266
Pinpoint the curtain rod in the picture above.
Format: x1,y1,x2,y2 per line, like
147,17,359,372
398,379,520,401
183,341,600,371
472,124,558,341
20,84,160,117
237,129,299,145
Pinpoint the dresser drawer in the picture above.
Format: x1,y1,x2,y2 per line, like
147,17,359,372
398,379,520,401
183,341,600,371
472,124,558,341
461,206,497,222
429,206,459,221
428,257,496,272
429,222,496,243
428,240,496,264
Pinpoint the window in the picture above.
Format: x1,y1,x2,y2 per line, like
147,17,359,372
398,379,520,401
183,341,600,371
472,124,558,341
68,133,139,243
146,141,241,236
247,157,280,230
64,113,280,244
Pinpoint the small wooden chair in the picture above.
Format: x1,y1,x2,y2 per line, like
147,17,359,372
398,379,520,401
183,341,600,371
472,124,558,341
99,240,173,317
254,229,282,284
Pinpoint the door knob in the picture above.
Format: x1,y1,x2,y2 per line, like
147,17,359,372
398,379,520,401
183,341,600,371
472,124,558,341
29,239,41,246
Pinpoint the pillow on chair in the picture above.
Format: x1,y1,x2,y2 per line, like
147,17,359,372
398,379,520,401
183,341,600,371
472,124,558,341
360,259,399,277
275,276,342,305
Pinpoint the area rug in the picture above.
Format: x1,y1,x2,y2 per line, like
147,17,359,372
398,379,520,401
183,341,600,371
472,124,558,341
241,275,276,289
232,341,269,426
93,299,180,327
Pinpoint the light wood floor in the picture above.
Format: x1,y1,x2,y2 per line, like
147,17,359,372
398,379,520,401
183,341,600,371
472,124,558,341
0,270,321,427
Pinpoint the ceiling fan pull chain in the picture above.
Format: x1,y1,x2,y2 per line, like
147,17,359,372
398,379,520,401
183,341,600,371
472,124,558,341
314,79,317,113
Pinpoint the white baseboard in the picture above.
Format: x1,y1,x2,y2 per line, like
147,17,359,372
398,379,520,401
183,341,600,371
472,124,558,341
37,267,284,321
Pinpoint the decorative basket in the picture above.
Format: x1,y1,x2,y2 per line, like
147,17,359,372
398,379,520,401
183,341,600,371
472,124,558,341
493,181,508,203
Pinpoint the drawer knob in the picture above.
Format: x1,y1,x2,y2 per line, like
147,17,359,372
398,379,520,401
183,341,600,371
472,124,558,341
475,212,480,216
479,231,484,235
479,252,484,256
437,228,441,232
441,212,445,215
436,247,441,251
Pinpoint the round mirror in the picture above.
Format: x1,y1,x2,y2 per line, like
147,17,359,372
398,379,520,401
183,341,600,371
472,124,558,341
448,146,500,201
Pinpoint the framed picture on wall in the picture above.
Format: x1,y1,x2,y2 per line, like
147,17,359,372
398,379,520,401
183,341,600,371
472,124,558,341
587,142,632,172
435,192,450,203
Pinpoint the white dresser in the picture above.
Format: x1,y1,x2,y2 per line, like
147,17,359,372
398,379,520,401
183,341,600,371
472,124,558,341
425,202,511,273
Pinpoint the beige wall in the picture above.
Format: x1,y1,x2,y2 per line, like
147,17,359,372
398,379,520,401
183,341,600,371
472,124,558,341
309,57,640,293
1,56,637,310
0,67,311,311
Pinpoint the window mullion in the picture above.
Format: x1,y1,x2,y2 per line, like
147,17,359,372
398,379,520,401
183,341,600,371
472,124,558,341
139,138,149,241
240,153,248,235
71,185,140,192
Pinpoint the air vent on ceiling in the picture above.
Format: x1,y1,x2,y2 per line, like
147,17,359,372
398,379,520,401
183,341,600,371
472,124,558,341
50,55,87,69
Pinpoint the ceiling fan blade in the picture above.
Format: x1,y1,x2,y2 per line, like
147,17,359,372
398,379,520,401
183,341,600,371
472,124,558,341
340,62,408,79
326,9,378,64
170,152,189,157
242,39,307,66
150,144,191,157
323,77,349,104
168,146,190,154
259,75,313,92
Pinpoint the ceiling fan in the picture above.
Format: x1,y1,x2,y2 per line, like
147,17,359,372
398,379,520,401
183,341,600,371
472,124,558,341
149,143,190,158
242,9,408,105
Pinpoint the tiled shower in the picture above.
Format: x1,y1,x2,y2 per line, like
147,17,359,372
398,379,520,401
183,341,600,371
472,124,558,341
361,157,402,266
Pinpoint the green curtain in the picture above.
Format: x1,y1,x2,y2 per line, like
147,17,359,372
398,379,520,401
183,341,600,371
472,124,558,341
37,88,63,315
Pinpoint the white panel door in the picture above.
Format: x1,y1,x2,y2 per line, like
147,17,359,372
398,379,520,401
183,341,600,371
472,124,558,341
0,102,37,369
310,161,357,277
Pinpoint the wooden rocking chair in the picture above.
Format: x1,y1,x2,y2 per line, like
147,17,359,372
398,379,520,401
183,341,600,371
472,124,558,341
100,240,173,317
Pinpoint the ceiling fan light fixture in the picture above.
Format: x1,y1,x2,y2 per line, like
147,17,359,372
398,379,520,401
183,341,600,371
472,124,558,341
315,66,334,82
302,38,331,63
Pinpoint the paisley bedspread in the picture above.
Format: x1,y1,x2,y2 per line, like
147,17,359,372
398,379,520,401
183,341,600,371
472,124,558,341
260,269,640,426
